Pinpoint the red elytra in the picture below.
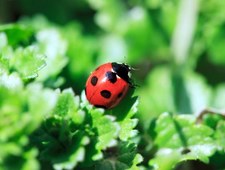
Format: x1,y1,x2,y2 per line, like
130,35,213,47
85,62,132,109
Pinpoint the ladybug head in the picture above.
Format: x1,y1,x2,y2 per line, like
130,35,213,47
112,62,132,85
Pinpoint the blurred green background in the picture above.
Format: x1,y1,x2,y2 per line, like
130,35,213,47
1,0,225,127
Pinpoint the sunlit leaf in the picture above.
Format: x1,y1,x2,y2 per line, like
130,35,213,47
95,142,143,170
149,112,218,169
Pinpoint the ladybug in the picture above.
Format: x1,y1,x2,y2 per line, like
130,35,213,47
85,62,133,109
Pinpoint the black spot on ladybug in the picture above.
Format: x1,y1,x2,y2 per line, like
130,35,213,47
112,62,130,83
117,92,123,98
94,105,107,109
100,90,111,99
181,148,191,155
106,71,117,83
91,76,98,86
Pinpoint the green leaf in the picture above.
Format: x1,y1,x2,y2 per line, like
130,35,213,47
202,113,224,130
95,142,143,170
0,32,46,79
118,98,139,141
52,132,89,170
212,84,225,109
89,108,120,159
201,0,225,66
180,72,212,114
138,66,176,125
0,74,57,169
29,88,88,170
88,0,124,32
11,46,46,79
21,149,40,170
109,88,139,141
122,7,166,63
215,121,225,150
81,90,140,162
0,148,40,170
0,72,23,91
0,24,33,47
98,34,127,64
35,28,68,81
139,67,212,125
0,32,8,49
53,88,84,124
149,112,218,169
0,33,13,74
26,83,58,120
31,115,88,170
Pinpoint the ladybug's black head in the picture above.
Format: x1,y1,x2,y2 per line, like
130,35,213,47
112,62,132,84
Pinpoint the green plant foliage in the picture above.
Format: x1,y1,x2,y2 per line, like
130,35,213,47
60,23,97,92
0,33,46,79
0,74,54,170
215,121,225,150
117,98,139,141
1,0,225,169
34,28,68,82
138,66,176,123
0,24,33,47
149,112,218,169
138,66,212,127
198,0,225,66
89,108,120,159
95,142,143,170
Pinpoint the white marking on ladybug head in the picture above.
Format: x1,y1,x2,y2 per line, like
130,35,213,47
111,68,115,73
128,71,132,78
